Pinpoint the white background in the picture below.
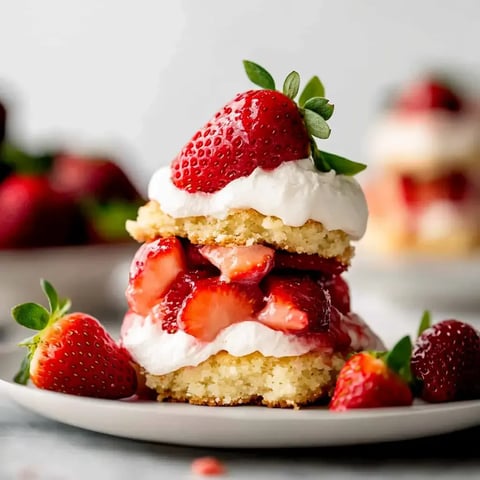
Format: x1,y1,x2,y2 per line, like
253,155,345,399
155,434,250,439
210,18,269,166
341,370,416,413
0,0,479,193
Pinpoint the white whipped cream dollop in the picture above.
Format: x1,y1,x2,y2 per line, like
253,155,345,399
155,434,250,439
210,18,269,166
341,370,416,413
148,158,368,239
368,111,480,170
122,315,384,376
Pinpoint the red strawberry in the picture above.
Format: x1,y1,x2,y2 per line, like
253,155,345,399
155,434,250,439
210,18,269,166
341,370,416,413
397,78,463,113
0,174,75,248
171,89,310,193
51,153,143,202
199,244,274,283
256,275,331,334
150,270,212,334
411,316,480,403
181,238,219,271
320,275,351,315
126,237,187,315
170,60,366,192
274,251,348,276
329,336,414,411
178,278,264,341
13,280,137,399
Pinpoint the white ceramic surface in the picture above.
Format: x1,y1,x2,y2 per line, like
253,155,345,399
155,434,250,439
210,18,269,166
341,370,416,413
0,243,137,326
1,348,479,448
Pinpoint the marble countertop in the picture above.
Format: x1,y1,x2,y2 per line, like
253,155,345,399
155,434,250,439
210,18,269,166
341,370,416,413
1,280,479,479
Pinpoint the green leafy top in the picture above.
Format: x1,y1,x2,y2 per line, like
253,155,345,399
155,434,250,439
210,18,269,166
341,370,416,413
243,60,367,176
11,279,71,385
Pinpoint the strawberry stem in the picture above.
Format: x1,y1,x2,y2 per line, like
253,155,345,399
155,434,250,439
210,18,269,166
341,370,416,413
417,310,432,337
11,279,71,385
243,60,367,176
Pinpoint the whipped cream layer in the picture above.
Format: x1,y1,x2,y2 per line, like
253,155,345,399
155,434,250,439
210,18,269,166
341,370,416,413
368,111,480,171
122,314,384,376
148,159,368,239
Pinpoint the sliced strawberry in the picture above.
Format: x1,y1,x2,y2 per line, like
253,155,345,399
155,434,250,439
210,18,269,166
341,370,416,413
199,244,274,283
180,238,218,271
150,270,211,334
320,275,351,315
274,251,347,276
125,237,186,315
178,278,264,341
13,280,137,399
256,275,331,334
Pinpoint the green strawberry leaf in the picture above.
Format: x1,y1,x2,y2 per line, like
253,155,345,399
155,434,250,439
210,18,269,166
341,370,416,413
385,335,413,384
58,297,72,315
283,71,300,100
243,60,275,90
318,151,367,176
311,145,332,172
304,97,335,120
0,142,54,175
82,199,140,242
303,109,331,139
14,354,31,385
299,76,325,107
41,279,58,314
417,310,432,337
11,303,50,330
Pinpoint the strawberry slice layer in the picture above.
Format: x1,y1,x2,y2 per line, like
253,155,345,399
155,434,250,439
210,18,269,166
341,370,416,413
126,237,186,315
274,251,347,276
257,275,331,334
320,275,351,315
178,278,264,342
199,244,274,283
151,270,213,334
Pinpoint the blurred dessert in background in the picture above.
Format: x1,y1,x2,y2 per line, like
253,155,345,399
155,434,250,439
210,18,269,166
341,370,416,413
363,75,480,256
0,97,145,249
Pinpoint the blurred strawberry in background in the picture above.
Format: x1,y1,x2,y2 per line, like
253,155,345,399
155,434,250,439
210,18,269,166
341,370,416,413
0,96,145,249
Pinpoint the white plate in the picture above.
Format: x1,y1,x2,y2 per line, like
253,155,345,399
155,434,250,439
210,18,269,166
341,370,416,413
0,348,479,448
0,243,136,327
348,251,480,310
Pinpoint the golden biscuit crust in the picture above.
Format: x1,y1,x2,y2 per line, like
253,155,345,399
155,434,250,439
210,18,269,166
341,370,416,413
126,200,354,263
144,350,347,408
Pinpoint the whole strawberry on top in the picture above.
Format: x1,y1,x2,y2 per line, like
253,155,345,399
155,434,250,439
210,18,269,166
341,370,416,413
171,60,366,194
13,279,137,399
411,311,480,403
329,336,414,411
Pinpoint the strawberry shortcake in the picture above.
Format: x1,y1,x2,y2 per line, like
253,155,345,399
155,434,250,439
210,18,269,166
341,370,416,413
121,61,383,408
364,75,480,255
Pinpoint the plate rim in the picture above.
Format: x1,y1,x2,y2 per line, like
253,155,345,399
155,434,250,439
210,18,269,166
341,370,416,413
1,348,480,448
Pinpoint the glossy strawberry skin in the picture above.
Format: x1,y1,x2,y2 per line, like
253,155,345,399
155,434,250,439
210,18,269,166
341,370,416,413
171,89,310,193
150,270,213,334
411,320,480,403
329,352,413,411
274,251,348,276
257,275,331,334
0,174,75,248
126,237,186,315
30,312,137,399
321,275,351,315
